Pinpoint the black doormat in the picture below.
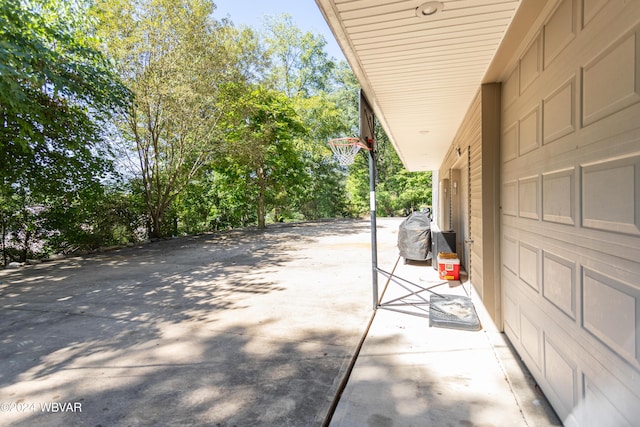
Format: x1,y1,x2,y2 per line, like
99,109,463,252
429,294,481,331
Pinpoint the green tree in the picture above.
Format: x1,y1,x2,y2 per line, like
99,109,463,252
0,0,130,263
219,84,307,229
262,14,336,98
260,16,352,219
294,94,350,219
0,0,128,159
95,0,265,237
347,124,432,217
209,166,258,229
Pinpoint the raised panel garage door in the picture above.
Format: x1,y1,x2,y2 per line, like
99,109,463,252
500,1,640,425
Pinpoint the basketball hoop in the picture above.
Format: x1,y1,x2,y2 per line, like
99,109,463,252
328,137,371,166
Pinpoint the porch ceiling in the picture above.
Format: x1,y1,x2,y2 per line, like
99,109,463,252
315,0,522,171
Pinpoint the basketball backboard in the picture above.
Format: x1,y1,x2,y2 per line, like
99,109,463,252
359,89,375,146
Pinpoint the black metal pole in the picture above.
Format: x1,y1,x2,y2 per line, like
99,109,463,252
368,144,378,310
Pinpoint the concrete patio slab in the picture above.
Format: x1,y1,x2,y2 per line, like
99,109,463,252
0,220,385,426
0,218,560,426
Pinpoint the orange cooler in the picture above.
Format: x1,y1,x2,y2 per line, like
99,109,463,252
437,255,460,280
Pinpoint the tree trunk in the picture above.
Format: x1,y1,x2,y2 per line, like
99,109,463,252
149,210,162,239
1,217,6,267
257,192,266,229
257,166,266,229
20,230,30,263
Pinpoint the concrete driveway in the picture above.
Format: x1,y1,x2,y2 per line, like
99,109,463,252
1,219,398,426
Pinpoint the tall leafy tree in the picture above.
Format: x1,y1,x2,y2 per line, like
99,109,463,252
0,0,129,262
95,0,266,237
260,15,352,218
219,84,307,229
293,93,350,219
0,0,128,160
262,14,336,98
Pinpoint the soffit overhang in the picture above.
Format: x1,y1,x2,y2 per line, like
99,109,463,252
316,0,537,171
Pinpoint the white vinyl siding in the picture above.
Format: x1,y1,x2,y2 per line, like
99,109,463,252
439,94,482,292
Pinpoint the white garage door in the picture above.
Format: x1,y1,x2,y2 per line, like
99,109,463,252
500,0,640,425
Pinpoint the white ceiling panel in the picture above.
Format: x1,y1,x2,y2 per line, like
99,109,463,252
315,0,522,170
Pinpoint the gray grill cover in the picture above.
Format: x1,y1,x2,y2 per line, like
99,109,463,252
397,212,432,261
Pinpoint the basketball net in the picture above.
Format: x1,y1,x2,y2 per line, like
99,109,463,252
328,137,371,166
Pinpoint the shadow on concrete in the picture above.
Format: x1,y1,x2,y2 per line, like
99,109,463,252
0,219,376,426
329,255,562,427
330,324,528,426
